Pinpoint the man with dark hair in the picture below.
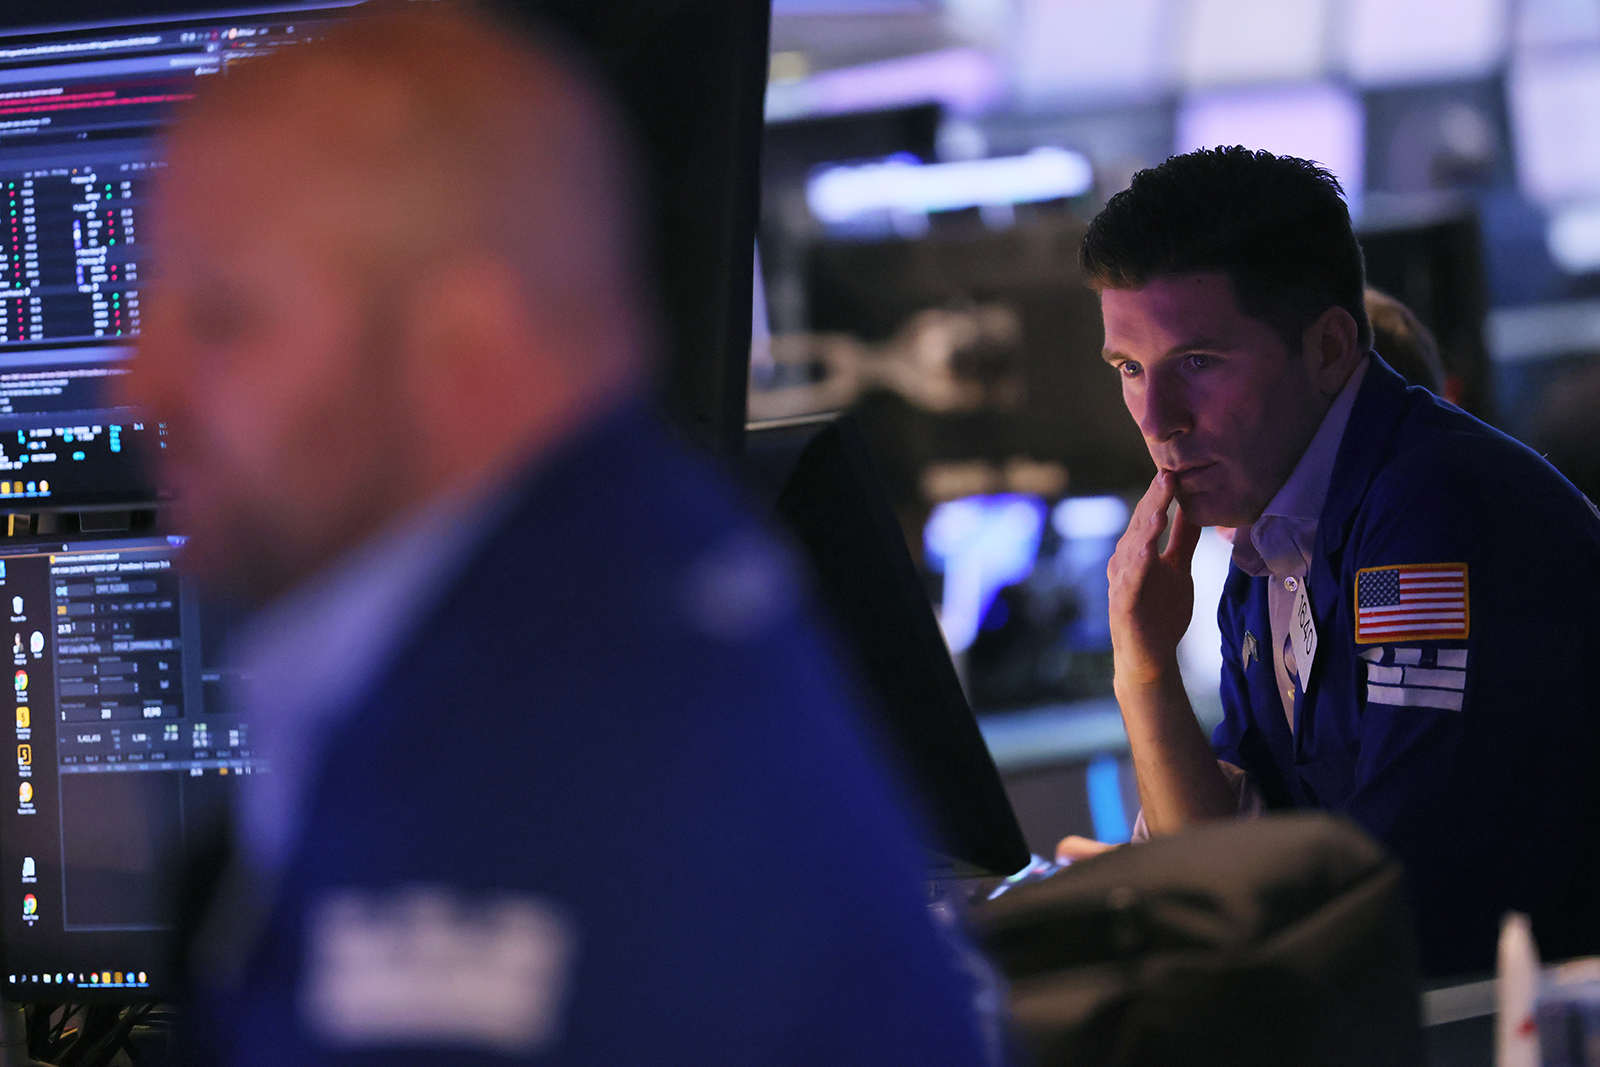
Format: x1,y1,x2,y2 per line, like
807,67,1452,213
1083,147,1372,361
1077,146,1600,974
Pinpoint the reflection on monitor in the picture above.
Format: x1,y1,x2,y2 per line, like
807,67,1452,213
0,2,363,509
0,533,247,1002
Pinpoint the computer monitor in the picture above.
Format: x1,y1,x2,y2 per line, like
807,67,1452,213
0,1,373,1002
0,2,365,511
0,531,245,1002
745,413,1031,877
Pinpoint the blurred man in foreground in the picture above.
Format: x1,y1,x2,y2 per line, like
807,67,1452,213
122,6,991,1063
1076,146,1600,975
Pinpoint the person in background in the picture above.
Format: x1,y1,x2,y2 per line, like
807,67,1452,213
1364,288,1448,398
121,5,994,1063
1065,146,1600,976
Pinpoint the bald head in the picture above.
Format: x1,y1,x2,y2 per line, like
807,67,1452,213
123,3,652,602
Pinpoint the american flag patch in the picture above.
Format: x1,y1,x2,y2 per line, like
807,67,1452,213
1354,563,1469,644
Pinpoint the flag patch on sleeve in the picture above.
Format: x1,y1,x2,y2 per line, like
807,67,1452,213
1354,563,1469,644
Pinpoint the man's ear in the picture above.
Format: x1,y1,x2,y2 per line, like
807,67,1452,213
1303,305,1363,395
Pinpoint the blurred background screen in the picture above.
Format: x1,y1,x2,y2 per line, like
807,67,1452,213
750,0,1600,856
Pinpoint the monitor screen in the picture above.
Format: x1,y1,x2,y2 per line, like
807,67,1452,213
0,531,247,1002
0,2,362,510
0,1,373,1001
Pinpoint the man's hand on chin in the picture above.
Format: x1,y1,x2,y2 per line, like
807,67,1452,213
1103,470,1234,833
1107,470,1202,691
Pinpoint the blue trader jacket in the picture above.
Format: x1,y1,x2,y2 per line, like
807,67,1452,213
1214,358,1600,976
177,405,993,1066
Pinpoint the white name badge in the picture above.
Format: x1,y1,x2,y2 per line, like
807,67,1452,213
1293,582,1317,691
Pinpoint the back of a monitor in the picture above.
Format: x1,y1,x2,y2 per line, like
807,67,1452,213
746,414,1031,877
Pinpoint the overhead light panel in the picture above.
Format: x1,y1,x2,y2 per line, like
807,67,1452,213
807,147,1093,224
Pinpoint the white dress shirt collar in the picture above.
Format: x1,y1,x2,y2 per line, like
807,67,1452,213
1233,356,1370,579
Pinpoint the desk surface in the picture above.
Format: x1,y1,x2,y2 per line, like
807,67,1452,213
1423,977,1495,1027
978,691,1227,771
1422,975,1495,1067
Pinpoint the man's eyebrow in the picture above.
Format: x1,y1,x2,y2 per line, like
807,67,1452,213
1101,336,1225,365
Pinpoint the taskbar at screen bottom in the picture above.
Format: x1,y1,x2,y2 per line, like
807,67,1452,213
6,963,162,1002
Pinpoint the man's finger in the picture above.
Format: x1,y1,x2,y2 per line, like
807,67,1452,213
1123,472,1173,552
1056,835,1120,864
1127,472,1171,527
1162,504,1203,569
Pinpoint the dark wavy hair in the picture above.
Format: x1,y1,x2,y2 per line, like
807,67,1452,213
1081,146,1371,354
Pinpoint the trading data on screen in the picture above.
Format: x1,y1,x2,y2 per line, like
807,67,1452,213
0,5,360,507
0,534,249,999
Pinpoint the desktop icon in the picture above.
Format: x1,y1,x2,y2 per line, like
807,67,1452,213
21,858,32,879
17,745,29,766
29,632,41,656
15,707,27,730
10,635,18,656
17,782,30,804
13,671,25,693
10,597,19,616
21,894,35,916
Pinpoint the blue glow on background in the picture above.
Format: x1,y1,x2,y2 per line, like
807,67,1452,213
1087,753,1131,844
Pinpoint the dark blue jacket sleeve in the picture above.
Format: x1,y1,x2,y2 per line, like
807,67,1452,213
1337,430,1600,971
